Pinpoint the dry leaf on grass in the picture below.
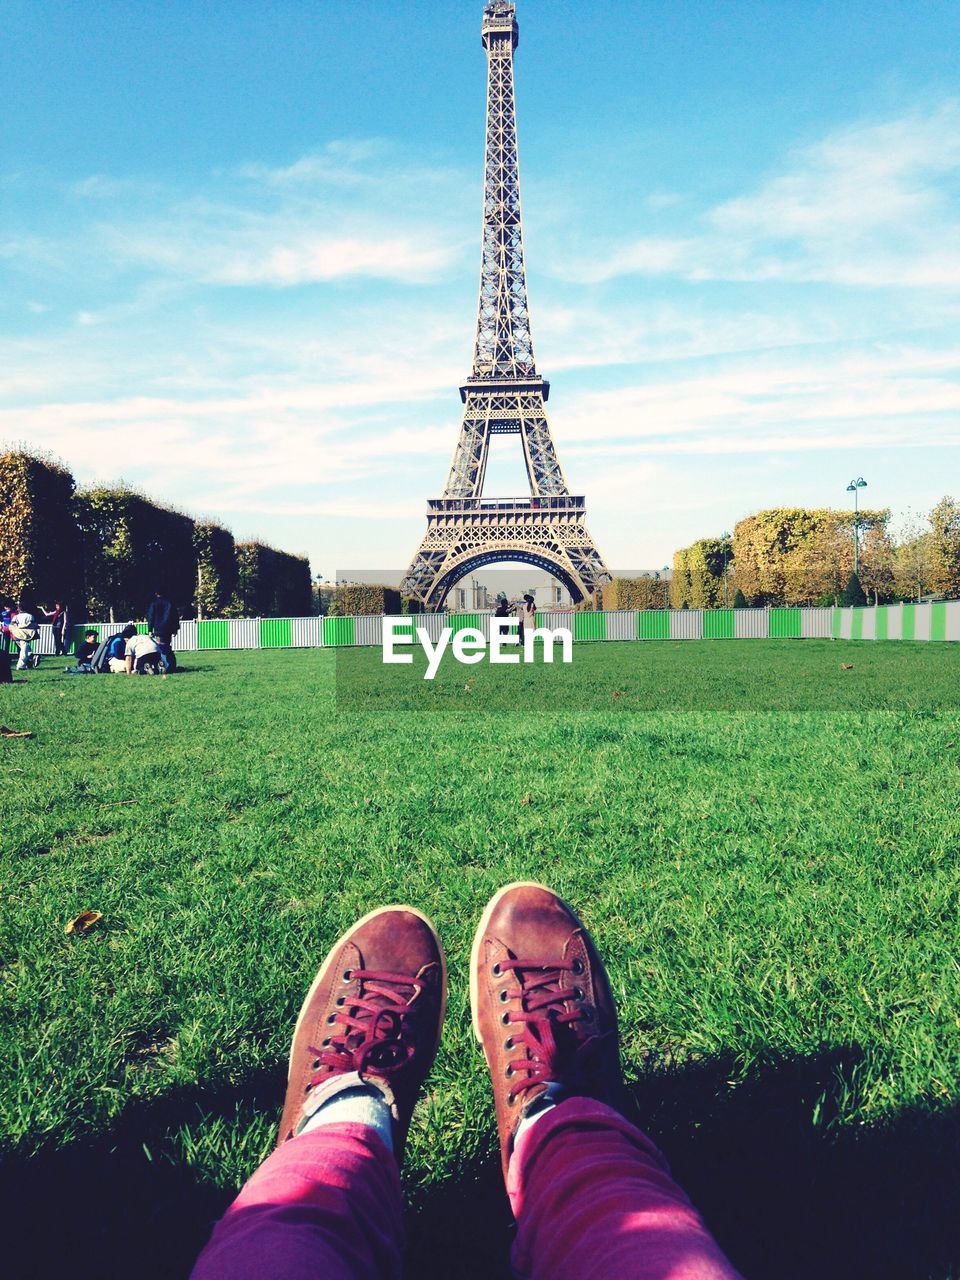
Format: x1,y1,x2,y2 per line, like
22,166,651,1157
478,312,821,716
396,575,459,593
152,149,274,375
65,910,103,936
0,726,33,738
841,663,854,670
520,794,531,805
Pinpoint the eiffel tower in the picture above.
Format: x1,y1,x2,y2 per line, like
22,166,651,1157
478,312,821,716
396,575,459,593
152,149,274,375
402,0,610,608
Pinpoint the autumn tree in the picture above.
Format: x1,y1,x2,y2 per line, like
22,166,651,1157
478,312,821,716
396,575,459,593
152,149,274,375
928,496,960,598
732,507,891,606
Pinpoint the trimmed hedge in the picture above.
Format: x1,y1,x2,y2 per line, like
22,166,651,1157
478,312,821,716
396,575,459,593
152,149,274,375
230,542,313,617
194,523,237,619
75,487,196,620
671,538,728,609
330,584,402,617
0,451,82,608
602,576,669,611
0,451,315,619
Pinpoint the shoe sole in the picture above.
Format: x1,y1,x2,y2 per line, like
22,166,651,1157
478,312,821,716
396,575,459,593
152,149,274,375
287,903,448,1087
469,880,588,1044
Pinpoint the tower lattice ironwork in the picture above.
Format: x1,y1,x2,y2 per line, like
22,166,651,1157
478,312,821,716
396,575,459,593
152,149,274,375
402,1,610,608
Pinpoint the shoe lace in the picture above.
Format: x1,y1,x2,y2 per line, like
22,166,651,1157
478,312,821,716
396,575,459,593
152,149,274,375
499,958,603,1105
307,968,427,1088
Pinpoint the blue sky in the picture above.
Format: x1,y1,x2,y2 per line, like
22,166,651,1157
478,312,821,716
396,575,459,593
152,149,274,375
3,0,959,578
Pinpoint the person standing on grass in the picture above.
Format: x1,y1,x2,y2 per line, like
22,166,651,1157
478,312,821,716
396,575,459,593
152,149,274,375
191,882,744,1280
515,592,536,647
10,603,39,670
146,588,179,673
0,599,14,654
41,601,69,656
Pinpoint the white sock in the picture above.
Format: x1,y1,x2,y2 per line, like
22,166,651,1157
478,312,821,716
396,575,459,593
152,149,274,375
515,1081,565,1142
298,1077,395,1153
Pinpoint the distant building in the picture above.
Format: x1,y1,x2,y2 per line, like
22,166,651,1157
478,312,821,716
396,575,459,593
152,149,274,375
445,569,572,611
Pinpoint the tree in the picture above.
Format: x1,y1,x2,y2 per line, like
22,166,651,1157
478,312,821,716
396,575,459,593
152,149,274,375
841,572,867,607
734,507,891,606
670,538,727,607
733,588,747,608
928,496,960,598
892,513,933,601
857,520,896,604
671,548,692,609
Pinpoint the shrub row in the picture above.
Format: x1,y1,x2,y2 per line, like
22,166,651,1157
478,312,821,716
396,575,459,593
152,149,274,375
328,584,401,617
0,452,82,606
231,542,313,617
0,450,313,619
600,576,670,611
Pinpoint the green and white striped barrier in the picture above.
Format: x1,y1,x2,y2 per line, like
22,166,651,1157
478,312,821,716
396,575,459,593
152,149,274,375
20,602,958,658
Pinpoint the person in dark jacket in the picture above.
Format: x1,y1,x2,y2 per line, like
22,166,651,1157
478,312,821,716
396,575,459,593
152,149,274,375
64,630,98,674
146,590,179,673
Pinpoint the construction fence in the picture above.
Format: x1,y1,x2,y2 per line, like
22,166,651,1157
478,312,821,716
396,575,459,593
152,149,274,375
17,601,959,656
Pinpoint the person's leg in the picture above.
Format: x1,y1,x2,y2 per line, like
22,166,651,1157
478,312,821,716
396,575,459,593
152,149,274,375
471,883,743,1280
192,906,447,1280
16,639,31,670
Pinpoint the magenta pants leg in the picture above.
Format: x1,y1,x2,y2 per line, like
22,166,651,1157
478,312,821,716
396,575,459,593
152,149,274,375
507,1099,744,1280
190,1123,403,1280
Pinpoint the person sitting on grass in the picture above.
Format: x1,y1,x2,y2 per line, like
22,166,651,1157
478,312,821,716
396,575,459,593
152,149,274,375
191,883,743,1280
123,626,162,675
64,630,99,674
107,627,132,673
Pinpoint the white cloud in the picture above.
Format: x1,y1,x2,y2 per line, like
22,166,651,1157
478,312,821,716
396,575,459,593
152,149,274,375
5,139,472,290
553,343,960,453
209,235,460,286
564,101,960,288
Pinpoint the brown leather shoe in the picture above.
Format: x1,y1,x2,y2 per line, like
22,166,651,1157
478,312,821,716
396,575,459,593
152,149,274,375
470,881,623,1178
277,905,446,1159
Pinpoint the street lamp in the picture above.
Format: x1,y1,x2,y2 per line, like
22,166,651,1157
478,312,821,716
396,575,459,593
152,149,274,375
721,532,731,608
846,477,867,576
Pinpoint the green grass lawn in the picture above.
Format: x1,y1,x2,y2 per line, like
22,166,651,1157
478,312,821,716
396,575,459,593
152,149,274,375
2,640,959,1279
